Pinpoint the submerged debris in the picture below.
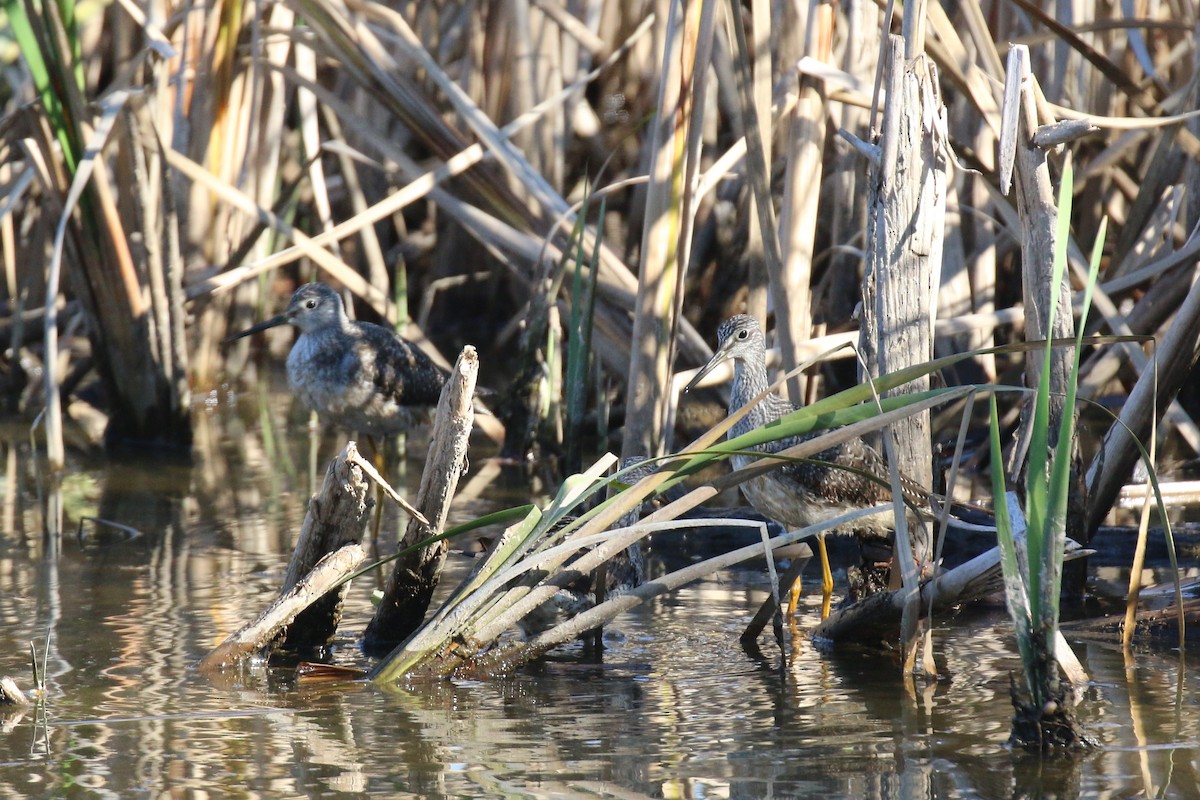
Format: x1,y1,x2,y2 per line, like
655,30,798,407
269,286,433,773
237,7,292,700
1008,676,1096,752
0,677,28,707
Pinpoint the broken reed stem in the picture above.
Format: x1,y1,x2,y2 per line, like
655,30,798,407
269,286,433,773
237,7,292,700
280,442,374,650
197,543,368,673
362,346,477,654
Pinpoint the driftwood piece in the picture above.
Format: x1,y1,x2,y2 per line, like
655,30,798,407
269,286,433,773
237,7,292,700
362,346,477,655
197,543,368,673
1063,595,1200,646
197,443,378,671
280,442,374,650
0,676,29,706
857,34,945,672
811,541,1091,645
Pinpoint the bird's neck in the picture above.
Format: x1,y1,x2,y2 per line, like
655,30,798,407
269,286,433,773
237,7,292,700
728,356,775,436
289,323,344,367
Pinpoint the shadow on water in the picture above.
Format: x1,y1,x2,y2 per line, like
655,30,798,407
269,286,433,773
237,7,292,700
0,396,1198,798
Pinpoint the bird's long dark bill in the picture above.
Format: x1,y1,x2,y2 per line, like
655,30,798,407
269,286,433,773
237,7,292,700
682,350,728,393
224,314,288,343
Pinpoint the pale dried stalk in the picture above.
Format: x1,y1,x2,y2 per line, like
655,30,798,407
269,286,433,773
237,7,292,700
197,543,368,673
623,0,699,458
777,0,832,403
861,37,944,573
363,347,478,653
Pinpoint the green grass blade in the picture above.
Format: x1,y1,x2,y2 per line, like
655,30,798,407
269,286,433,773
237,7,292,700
1026,159,1075,626
1045,214,1106,619
989,395,1036,698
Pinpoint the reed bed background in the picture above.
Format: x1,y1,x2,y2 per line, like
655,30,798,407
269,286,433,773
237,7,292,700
0,0,1194,482
0,0,1193,475
2,0,1199,753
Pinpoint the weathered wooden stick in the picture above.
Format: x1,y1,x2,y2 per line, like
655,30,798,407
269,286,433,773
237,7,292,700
0,676,29,706
1064,596,1200,645
280,442,374,650
362,346,477,655
1032,119,1098,149
860,34,946,671
197,542,367,673
197,443,378,671
861,35,944,568
1005,46,1077,465
811,541,1092,644
1001,45,1089,607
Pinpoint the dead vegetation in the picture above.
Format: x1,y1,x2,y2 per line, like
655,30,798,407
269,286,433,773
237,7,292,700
2,0,1199,754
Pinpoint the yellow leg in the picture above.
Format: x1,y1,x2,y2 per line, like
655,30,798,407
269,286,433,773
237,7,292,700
786,575,803,617
818,534,833,619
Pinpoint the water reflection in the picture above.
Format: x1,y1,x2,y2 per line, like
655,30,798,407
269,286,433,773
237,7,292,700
0,405,1197,799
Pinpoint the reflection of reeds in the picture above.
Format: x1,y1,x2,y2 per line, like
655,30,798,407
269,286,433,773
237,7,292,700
0,0,1197,711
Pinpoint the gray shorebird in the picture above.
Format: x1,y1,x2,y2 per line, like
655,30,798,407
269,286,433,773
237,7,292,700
685,314,924,615
227,282,448,438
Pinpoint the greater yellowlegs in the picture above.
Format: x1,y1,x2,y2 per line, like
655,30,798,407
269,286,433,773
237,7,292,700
228,282,453,542
227,282,448,438
685,314,923,615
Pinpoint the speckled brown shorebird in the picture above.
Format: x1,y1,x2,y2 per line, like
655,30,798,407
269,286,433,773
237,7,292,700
227,282,448,439
685,314,925,615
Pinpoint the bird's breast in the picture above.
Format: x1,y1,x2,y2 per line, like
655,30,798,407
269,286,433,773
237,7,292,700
284,332,427,437
737,463,895,537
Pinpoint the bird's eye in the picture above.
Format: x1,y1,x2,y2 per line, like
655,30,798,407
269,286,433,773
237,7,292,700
305,299,317,309
736,329,749,340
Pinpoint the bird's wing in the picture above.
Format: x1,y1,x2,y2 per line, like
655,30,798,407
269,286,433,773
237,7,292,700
355,323,448,407
773,438,893,505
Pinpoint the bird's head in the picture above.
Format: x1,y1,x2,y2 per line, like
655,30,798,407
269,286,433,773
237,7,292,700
280,283,346,334
225,282,347,342
683,314,764,392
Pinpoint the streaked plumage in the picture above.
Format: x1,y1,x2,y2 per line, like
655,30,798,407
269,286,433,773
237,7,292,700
228,283,447,437
686,315,924,607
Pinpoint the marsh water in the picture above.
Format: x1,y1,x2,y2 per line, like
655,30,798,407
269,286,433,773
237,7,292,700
0,387,1198,799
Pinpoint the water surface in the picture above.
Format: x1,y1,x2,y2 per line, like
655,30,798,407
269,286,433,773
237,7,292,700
0,400,1197,799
